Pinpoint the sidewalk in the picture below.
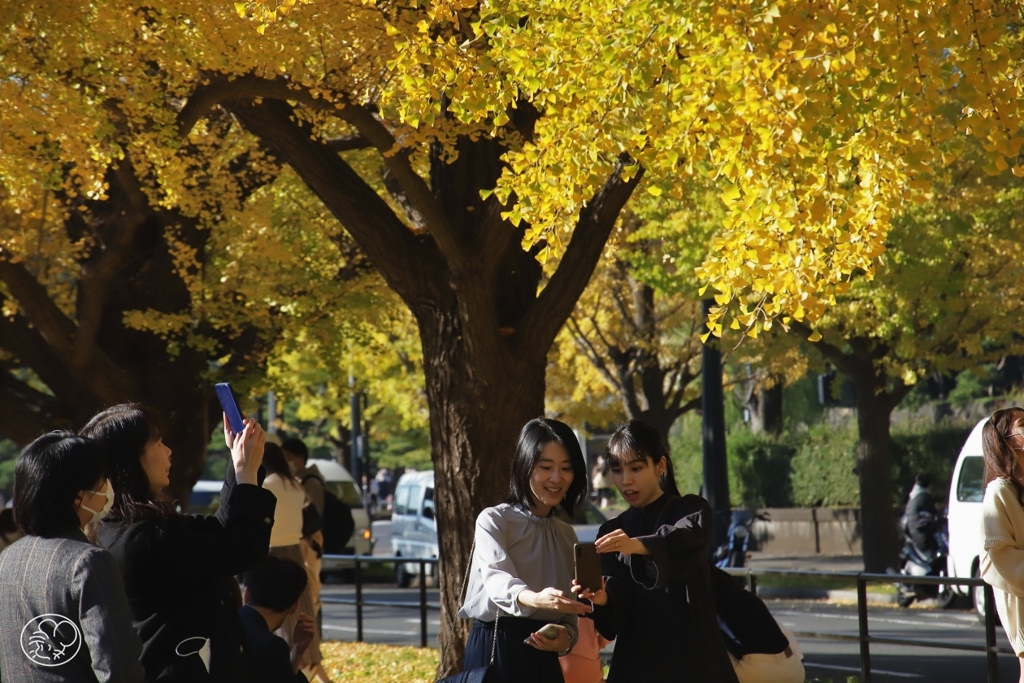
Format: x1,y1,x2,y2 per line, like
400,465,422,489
739,553,900,604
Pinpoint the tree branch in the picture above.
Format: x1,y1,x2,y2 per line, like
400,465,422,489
224,97,445,303
180,74,462,269
519,162,643,356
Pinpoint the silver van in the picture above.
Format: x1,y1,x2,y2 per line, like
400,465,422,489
391,471,438,587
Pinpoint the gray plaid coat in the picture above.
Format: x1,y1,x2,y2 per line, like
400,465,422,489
0,529,145,682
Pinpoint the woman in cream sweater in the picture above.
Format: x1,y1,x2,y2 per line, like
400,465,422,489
981,407,1024,682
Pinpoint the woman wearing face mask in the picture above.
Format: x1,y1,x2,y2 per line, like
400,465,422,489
457,417,592,683
0,431,145,682
81,403,274,683
572,420,738,683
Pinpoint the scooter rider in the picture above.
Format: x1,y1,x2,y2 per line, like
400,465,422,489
904,473,938,556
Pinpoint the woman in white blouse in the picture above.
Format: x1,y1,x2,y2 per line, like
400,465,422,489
261,442,331,683
981,407,1024,683
459,418,592,683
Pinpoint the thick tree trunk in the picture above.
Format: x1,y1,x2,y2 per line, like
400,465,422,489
747,382,783,435
853,387,900,572
417,300,547,667
224,92,640,677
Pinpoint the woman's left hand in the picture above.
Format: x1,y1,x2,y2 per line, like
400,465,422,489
525,624,570,653
595,529,648,556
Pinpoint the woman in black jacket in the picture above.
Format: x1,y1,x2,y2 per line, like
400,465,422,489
572,420,738,683
81,404,275,683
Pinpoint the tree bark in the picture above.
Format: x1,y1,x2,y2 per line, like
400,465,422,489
791,323,910,573
746,380,783,435
850,366,905,573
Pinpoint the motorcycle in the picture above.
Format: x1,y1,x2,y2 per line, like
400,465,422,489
891,510,955,608
714,509,770,569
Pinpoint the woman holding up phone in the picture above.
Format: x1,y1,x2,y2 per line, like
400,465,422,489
81,404,275,683
572,420,738,683
458,417,592,683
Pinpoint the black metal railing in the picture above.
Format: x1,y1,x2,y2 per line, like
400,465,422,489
320,554,440,647
322,557,1009,682
722,567,1012,683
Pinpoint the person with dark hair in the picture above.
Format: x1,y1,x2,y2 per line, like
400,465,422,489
458,417,592,683
81,403,274,683
0,431,145,682
261,443,329,682
239,556,315,683
904,472,938,554
981,407,1024,682
573,419,738,683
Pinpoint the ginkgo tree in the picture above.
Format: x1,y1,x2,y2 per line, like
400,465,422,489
8,0,1024,665
782,163,1024,571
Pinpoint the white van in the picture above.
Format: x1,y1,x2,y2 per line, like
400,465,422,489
947,417,988,616
391,471,438,587
307,459,374,570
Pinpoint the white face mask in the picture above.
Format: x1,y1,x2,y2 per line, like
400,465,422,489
81,485,115,525
287,460,299,475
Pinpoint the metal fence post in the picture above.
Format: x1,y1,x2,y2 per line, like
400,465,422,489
419,560,428,648
355,556,364,642
984,582,998,683
857,574,871,683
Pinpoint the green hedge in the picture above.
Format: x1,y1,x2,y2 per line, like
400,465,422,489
722,420,974,508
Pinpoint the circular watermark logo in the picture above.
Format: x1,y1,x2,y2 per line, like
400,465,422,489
20,614,81,666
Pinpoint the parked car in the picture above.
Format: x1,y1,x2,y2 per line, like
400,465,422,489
189,462,373,569
947,417,988,618
307,458,375,571
188,479,224,515
391,471,437,587
391,470,608,587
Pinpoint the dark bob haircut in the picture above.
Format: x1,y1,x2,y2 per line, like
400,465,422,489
605,419,681,498
506,417,588,517
280,438,309,460
244,556,308,612
14,431,105,537
80,403,169,525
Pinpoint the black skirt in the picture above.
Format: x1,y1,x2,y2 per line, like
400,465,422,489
464,616,565,683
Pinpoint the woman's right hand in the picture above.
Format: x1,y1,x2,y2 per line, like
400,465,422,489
225,415,265,485
571,578,607,606
517,587,592,614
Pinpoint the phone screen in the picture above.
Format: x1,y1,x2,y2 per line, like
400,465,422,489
574,542,602,593
214,383,245,434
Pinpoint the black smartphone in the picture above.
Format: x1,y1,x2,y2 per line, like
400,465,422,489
214,383,245,434
574,542,602,594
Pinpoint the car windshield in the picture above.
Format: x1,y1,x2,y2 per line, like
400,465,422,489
332,481,364,508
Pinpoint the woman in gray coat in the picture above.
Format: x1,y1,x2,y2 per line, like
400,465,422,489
0,431,145,682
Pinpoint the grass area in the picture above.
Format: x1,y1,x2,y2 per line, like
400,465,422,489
321,642,436,682
755,574,896,594
321,641,860,683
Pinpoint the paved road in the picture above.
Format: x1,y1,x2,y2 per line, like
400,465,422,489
372,519,393,556
321,580,1019,681
773,600,1017,682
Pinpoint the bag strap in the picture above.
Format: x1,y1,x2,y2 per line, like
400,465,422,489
437,540,499,680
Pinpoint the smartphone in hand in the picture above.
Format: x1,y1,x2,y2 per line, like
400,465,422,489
523,623,562,645
214,383,245,434
574,542,602,594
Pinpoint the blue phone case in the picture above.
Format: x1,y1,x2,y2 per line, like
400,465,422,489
214,383,245,434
